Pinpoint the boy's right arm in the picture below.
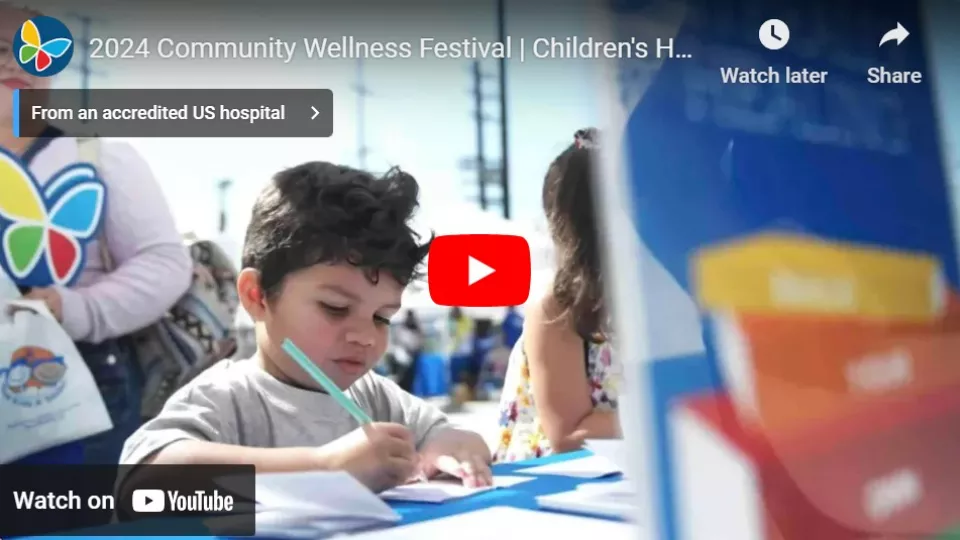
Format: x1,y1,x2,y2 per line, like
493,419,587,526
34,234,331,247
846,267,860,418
140,440,329,470
132,425,418,493
118,381,336,494
120,379,418,493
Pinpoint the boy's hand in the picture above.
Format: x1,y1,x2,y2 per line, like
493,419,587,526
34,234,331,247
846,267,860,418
418,429,493,488
322,422,418,492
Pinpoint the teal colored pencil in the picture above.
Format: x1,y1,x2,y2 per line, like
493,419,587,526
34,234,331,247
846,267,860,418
281,338,373,425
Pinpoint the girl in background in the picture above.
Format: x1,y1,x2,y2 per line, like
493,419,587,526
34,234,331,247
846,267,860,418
495,129,620,462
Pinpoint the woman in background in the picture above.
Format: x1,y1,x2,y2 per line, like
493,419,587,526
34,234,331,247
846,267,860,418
0,3,192,466
495,129,620,462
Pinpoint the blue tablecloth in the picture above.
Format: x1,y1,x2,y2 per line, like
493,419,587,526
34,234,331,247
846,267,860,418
19,450,621,539
393,449,622,525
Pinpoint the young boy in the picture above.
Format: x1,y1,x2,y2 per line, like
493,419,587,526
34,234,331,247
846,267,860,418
119,162,493,493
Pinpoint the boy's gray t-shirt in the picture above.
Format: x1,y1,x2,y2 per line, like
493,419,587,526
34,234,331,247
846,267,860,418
120,358,452,466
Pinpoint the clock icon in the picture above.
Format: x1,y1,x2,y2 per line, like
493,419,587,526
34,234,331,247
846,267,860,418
759,19,790,50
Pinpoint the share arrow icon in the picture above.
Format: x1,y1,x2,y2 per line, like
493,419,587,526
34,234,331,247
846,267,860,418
879,22,909,47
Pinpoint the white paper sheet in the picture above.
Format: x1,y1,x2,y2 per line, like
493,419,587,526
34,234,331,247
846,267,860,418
254,470,400,523
254,509,380,539
380,475,533,503
584,439,629,473
577,479,635,495
512,454,622,478
348,506,639,539
537,480,638,520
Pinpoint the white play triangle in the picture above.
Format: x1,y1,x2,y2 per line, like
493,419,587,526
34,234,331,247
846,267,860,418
468,256,495,286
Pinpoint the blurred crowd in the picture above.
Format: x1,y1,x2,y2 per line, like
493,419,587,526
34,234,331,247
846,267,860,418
377,306,525,409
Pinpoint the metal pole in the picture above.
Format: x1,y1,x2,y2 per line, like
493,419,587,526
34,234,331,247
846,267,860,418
356,58,369,170
77,16,92,111
217,179,232,234
67,13,106,116
472,61,488,210
496,0,511,219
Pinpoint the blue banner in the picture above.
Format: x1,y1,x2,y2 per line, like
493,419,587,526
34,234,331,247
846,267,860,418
605,0,959,538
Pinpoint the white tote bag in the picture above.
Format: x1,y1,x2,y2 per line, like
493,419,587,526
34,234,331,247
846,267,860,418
0,272,19,303
0,299,113,463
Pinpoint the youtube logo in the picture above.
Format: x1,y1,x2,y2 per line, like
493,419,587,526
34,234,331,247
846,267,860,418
132,489,165,513
428,234,531,307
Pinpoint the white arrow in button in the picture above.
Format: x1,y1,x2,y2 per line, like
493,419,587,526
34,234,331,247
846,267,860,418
468,256,495,286
311,106,320,120
879,22,909,47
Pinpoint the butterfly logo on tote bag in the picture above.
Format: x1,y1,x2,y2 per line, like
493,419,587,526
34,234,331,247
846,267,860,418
0,148,106,288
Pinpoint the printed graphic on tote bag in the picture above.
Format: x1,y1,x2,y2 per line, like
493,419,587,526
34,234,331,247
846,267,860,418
1,345,67,408
0,148,105,288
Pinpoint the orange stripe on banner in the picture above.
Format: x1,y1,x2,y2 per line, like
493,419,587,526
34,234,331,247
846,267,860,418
714,295,960,433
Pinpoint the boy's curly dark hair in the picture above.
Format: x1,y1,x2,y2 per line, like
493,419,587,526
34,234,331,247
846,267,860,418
241,162,432,299
543,128,607,342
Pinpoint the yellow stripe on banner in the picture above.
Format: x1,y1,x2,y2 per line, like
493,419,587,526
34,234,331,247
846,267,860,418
693,234,945,322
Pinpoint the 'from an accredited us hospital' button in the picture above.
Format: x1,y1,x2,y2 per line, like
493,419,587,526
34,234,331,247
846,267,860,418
13,89,333,138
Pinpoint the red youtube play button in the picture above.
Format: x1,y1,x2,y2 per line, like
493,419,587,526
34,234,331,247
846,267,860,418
427,234,531,307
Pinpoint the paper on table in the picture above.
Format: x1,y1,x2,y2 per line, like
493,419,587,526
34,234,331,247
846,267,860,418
348,506,640,539
584,439,629,473
380,475,533,503
537,480,638,520
513,454,621,479
255,470,400,523
577,479,634,495
255,509,385,539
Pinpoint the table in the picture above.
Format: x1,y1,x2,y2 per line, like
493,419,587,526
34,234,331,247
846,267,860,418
16,450,622,539
393,449,623,525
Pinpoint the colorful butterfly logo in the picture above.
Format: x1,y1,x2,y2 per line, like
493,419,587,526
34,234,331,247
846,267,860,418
0,148,105,288
17,18,73,74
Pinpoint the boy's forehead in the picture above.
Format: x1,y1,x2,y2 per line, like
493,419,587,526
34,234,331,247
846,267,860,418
290,263,403,299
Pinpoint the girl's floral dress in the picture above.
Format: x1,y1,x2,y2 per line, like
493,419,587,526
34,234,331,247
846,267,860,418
494,336,619,462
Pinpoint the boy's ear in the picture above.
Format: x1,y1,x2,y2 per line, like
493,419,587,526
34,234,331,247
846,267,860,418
237,268,267,321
